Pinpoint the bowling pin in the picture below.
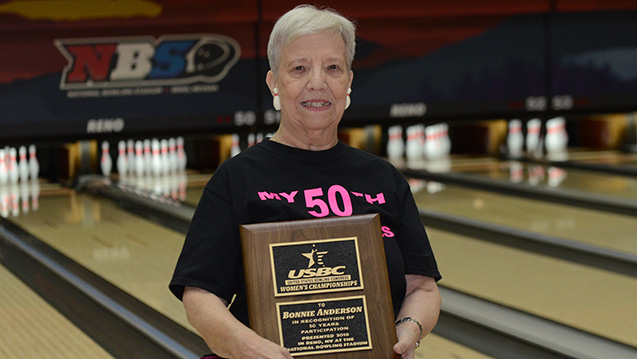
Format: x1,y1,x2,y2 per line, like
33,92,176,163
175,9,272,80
176,136,187,172
151,139,162,177
134,141,145,177
116,140,127,176
8,148,19,184
434,124,444,158
556,117,568,152
18,146,29,182
28,145,39,180
100,142,112,176
0,149,7,185
386,125,404,162
544,118,560,155
507,119,524,159
127,140,135,175
231,134,241,157
0,186,8,218
440,123,451,157
424,126,437,160
405,126,421,163
160,139,169,175
416,124,426,158
525,118,541,156
143,139,153,175
168,138,177,173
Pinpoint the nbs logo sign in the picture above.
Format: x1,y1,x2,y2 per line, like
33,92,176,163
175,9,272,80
55,34,240,89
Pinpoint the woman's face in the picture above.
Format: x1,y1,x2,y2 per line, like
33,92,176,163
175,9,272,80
267,32,353,134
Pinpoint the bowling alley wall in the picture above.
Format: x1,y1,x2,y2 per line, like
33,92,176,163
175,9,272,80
1,0,636,176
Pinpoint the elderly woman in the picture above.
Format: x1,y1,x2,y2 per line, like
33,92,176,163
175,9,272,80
170,5,441,359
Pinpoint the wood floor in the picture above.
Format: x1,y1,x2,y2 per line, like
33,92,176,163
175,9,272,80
428,228,637,347
8,192,193,332
0,264,115,359
412,183,637,254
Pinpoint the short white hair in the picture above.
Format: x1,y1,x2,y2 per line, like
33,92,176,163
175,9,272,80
267,4,356,74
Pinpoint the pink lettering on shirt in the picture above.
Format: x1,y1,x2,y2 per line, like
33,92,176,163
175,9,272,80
365,193,386,205
279,191,298,203
381,226,395,238
258,185,387,217
258,191,281,201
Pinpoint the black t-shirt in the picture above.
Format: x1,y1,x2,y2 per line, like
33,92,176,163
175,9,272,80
170,139,440,325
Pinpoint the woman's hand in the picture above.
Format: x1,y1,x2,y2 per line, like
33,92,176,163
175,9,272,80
230,333,293,359
393,318,421,358
392,275,442,358
183,287,293,359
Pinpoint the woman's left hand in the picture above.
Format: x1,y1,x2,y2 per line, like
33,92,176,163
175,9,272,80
392,275,441,358
392,320,420,358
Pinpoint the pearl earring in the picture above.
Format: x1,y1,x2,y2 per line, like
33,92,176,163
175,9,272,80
273,88,281,111
345,88,352,110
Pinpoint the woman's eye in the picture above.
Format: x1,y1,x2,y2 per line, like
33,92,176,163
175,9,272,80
328,65,340,70
294,66,305,71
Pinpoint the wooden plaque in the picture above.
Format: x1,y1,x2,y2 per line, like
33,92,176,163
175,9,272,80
240,214,399,358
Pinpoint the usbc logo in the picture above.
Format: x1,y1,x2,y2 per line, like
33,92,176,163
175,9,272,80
55,34,240,89
271,238,364,296
287,245,346,279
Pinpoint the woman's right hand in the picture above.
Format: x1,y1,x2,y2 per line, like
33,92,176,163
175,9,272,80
183,287,292,359
230,332,293,359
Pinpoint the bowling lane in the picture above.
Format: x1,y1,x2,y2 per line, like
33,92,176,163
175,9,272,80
183,179,207,207
6,186,489,359
416,335,491,359
0,264,114,359
179,172,210,206
6,189,193,332
459,160,637,201
184,188,203,207
183,172,213,188
564,150,637,167
429,227,637,348
410,180,637,255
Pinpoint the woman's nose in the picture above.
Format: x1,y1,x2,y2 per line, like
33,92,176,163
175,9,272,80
307,68,327,91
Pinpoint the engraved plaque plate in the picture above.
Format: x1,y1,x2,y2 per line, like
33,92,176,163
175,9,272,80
270,237,364,297
277,296,372,356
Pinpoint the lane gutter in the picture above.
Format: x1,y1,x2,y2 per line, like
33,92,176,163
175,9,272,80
400,168,637,217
